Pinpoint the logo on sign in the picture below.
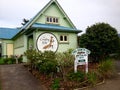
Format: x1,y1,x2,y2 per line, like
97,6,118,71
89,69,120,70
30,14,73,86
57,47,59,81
36,33,58,52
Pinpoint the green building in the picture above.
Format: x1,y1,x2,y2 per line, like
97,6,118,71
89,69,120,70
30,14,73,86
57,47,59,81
0,0,82,62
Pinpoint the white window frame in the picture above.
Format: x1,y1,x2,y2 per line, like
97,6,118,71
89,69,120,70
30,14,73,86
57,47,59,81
59,35,69,43
46,16,59,24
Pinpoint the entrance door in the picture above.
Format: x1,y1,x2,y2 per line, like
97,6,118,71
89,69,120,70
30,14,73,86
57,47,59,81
6,44,13,57
28,35,34,49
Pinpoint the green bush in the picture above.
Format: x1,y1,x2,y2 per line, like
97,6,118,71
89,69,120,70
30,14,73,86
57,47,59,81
37,59,58,74
56,49,74,81
24,50,58,74
67,71,85,82
18,55,23,63
0,58,16,65
98,59,115,78
0,58,5,65
51,78,60,90
5,58,16,64
87,71,98,86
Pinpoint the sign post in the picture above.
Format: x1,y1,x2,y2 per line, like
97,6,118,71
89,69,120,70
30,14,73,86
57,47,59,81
72,48,90,73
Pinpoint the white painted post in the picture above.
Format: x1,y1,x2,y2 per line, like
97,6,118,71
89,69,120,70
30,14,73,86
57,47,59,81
74,62,77,73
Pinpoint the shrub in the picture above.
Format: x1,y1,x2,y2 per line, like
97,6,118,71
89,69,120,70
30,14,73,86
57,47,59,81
67,71,85,82
56,49,74,81
0,58,5,65
24,49,43,71
18,55,23,63
51,78,60,90
0,57,16,65
37,59,58,74
98,59,115,78
87,71,98,86
24,49,58,74
5,58,16,64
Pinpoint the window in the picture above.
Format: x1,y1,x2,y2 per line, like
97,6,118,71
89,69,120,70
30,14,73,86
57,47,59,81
60,35,68,42
46,17,59,24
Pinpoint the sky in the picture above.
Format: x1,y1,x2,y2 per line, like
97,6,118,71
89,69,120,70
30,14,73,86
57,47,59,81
0,0,120,34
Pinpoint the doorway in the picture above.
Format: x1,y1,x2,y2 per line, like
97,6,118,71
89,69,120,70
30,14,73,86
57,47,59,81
28,35,34,49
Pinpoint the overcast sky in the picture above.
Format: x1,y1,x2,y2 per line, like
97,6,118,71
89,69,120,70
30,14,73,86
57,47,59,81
0,0,120,33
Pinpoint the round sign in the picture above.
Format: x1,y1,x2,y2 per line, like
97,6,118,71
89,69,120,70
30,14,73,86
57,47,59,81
36,33,58,52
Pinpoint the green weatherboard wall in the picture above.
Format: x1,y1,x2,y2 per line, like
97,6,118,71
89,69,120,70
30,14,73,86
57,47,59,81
0,0,81,62
35,31,78,52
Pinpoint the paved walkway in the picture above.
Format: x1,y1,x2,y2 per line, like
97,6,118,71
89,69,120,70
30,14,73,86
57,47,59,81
0,61,120,90
0,64,47,90
86,60,120,90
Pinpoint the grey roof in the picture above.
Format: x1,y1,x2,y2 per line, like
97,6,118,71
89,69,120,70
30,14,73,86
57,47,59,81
32,23,82,33
0,28,20,39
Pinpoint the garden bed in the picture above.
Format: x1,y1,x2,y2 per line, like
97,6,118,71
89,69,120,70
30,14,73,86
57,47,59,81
25,62,105,90
24,50,115,90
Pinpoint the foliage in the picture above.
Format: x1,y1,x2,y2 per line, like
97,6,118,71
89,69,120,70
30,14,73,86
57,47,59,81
17,55,23,63
24,49,58,74
56,49,74,81
0,58,5,65
67,71,85,82
37,59,58,74
24,49,42,71
79,22,120,62
51,78,60,90
0,57,16,65
87,71,98,86
98,59,115,78
56,49,74,67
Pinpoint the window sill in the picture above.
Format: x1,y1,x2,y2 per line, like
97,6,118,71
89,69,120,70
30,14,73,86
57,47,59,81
59,41,69,44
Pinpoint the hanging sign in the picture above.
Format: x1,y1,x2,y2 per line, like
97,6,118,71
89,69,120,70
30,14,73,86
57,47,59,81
72,48,90,73
36,33,58,52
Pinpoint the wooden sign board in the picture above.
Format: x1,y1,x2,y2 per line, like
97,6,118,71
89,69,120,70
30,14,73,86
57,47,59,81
72,48,90,73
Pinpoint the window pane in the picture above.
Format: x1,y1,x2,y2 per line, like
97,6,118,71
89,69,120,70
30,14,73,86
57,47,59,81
56,18,58,23
60,36,63,41
64,36,67,41
53,18,56,22
50,18,52,22
47,17,49,22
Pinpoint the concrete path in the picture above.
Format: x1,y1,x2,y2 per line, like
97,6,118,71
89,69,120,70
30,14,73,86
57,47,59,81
86,60,120,90
0,64,46,90
0,61,120,90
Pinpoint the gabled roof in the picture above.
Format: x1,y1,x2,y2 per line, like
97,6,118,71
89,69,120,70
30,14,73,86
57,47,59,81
0,28,20,39
21,0,76,31
31,23,82,33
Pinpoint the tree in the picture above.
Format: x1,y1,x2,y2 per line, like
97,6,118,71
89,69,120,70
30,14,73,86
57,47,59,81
79,22,120,62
